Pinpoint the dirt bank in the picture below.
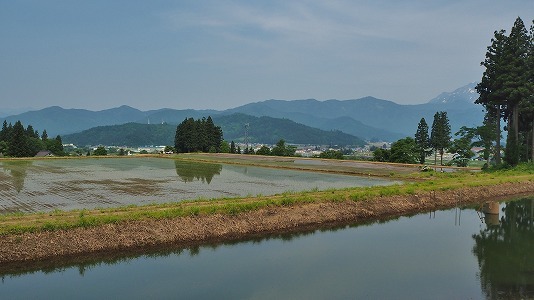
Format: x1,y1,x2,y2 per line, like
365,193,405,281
1,181,533,265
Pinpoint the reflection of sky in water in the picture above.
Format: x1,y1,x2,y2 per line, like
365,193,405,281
2,198,531,299
0,158,398,213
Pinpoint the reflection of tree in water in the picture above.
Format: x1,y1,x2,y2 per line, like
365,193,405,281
174,161,222,184
1,161,32,193
472,197,534,299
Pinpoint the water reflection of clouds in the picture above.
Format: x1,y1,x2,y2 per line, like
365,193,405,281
0,158,397,214
2,197,532,298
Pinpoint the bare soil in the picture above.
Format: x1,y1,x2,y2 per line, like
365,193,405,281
1,181,533,266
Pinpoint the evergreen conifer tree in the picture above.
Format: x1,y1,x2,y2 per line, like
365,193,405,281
504,125,520,166
0,120,8,142
8,121,30,157
414,118,431,164
476,29,507,165
430,112,451,165
41,129,48,141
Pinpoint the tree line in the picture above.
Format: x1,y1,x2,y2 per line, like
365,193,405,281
174,116,223,153
173,117,301,157
374,17,533,168
373,111,453,165
0,120,64,157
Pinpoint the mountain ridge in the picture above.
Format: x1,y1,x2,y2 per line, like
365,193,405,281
63,114,365,147
2,83,484,142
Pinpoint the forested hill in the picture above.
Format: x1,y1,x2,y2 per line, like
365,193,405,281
213,114,365,146
63,123,176,146
63,114,365,147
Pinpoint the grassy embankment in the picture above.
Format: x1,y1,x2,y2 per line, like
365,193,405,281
0,155,532,236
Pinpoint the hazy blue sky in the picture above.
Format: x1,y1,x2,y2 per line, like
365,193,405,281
1,1,532,112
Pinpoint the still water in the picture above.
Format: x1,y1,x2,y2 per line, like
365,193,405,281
2,197,532,299
0,158,397,213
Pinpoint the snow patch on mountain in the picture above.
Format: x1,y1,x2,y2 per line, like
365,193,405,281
428,82,479,105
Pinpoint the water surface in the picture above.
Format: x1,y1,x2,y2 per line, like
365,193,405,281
2,196,532,299
0,158,396,213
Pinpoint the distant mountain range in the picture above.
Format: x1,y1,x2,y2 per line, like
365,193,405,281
2,82,484,145
63,114,365,147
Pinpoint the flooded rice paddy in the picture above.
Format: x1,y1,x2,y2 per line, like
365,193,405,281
2,196,532,299
0,158,397,214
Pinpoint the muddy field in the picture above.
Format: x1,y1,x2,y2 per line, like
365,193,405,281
1,180,533,265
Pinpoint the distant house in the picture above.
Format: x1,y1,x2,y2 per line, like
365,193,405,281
35,150,53,157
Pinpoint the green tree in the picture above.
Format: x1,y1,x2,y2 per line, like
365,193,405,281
230,141,236,154
0,120,8,141
220,140,230,153
27,137,45,156
430,111,451,165
414,118,431,164
205,116,223,153
319,149,344,159
271,139,296,156
175,118,196,153
519,20,534,161
504,125,520,166
389,137,418,164
472,113,499,166
26,125,38,138
256,145,271,155
476,29,508,165
8,121,30,157
45,135,64,156
373,148,390,162
0,140,8,155
501,17,530,145
449,127,476,167
41,129,48,141
174,116,223,153
93,146,108,156
271,139,286,156
476,17,533,165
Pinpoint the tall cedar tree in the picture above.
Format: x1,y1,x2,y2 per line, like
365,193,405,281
414,118,431,164
501,18,530,165
502,18,530,141
473,112,499,166
504,125,520,166
521,20,534,161
476,17,534,165
476,29,507,165
430,111,451,166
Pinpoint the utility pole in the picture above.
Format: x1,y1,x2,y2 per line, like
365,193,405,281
244,123,250,152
